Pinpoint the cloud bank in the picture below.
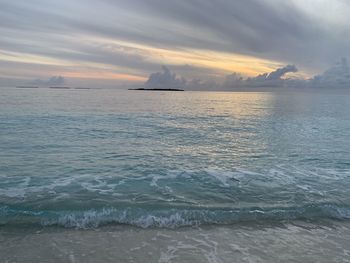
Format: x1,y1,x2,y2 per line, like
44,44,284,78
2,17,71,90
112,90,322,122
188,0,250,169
241,65,298,88
145,66,186,89
31,76,66,86
145,59,350,90
310,58,350,88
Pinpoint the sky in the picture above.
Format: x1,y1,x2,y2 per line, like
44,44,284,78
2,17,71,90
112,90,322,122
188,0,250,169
0,0,349,89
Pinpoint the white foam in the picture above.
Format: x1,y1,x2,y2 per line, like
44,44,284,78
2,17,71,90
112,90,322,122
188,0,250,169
0,177,31,198
133,212,190,229
150,170,190,187
205,169,239,187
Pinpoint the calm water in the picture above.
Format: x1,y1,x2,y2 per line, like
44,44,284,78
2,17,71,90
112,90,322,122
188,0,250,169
1,88,350,229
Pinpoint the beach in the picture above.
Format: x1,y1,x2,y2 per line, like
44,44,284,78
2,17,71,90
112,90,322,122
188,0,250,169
1,221,350,262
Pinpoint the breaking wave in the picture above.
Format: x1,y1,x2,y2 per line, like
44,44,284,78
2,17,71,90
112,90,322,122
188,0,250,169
1,203,350,229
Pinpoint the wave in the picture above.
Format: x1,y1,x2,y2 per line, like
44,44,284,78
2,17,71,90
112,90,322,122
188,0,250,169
1,165,349,199
1,165,350,229
1,203,350,229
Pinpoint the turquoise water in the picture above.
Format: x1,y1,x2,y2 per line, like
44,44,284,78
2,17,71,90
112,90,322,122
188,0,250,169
1,88,350,228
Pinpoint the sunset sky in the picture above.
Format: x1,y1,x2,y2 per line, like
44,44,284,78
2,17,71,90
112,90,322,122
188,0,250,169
0,0,349,88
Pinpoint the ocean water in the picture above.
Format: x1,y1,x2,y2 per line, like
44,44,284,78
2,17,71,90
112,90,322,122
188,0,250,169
1,88,350,228
1,87,350,262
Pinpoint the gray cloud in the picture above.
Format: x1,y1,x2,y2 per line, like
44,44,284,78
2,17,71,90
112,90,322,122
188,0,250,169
146,59,350,90
145,66,186,89
221,73,244,90
145,65,299,90
310,58,350,88
265,65,298,81
242,65,298,88
31,76,66,86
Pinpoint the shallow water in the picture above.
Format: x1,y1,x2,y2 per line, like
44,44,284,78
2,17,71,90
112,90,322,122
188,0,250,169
1,88,350,229
1,222,350,263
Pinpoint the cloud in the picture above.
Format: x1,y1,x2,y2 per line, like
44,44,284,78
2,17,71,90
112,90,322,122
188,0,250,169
221,73,244,90
0,0,350,82
144,67,219,90
31,76,66,86
146,60,350,90
144,65,299,90
145,66,186,89
217,65,299,89
243,65,298,88
310,58,350,88
223,60,350,89
265,65,298,80
186,78,218,91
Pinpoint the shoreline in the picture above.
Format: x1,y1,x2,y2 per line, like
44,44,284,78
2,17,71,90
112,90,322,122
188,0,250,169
1,220,350,262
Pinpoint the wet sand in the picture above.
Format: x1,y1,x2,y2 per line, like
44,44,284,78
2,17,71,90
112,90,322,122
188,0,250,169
1,221,350,262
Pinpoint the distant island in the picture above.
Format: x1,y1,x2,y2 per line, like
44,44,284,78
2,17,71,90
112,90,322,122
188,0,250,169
16,86,38,89
49,86,71,89
128,88,184,91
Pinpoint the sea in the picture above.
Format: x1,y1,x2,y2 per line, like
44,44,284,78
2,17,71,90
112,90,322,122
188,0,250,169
1,87,350,262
